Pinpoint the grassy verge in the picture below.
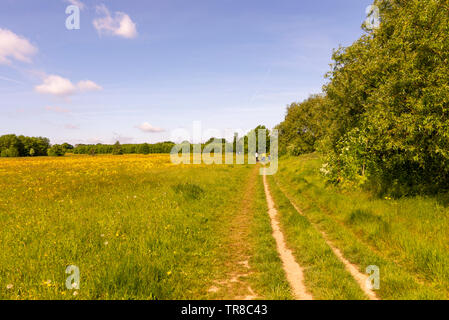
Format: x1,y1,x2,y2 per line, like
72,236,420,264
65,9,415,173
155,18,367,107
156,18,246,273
275,154,448,299
266,175,366,300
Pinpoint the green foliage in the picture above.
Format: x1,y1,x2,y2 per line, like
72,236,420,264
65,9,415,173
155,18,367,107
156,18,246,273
0,134,50,157
276,95,328,156
47,145,66,157
138,143,150,155
323,0,449,194
61,143,74,151
112,141,123,155
238,125,271,154
171,125,271,155
277,0,449,195
73,142,175,155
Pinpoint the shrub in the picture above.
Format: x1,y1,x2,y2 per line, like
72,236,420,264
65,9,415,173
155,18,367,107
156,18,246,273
47,145,66,157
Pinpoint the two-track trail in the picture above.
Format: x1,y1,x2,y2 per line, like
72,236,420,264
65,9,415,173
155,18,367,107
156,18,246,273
272,177,379,301
262,173,313,300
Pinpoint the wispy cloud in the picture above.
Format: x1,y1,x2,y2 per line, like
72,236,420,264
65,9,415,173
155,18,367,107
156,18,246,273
0,28,38,64
93,4,137,39
35,74,102,97
65,0,85,10
0,75,25,85
64,124,79,130
136,122,165,133
78,80,102,92
45,106,70,113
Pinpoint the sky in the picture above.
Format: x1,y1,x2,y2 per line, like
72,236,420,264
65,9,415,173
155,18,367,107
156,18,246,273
0,0,373,145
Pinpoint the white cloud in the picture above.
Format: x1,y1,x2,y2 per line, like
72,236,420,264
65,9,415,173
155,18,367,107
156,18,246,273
65,0,85,10
93,5,137,39
35,75,102,97
45,106,70,113
0,28,37,64
64,124,79,130
136,122,165,133
77,80,102,92
0,75,24,85
35,75,77,96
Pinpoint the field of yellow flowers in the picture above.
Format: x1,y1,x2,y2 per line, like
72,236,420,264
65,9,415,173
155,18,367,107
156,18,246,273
0,154,279,299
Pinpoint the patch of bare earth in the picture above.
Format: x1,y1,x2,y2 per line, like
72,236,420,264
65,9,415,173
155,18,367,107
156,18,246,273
207,167,259,300
262,173,313,300
274,179,379,301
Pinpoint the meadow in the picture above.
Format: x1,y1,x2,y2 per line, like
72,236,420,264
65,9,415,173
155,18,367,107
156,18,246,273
1,153,448,300
0,154,289,300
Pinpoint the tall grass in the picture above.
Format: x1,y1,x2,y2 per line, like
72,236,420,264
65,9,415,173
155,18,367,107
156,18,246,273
275,154,449,299
0,155,256,299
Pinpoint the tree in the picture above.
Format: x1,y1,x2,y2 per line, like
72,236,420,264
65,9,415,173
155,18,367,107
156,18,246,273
138,143,150,154
112,141,123,155
61,143,74,151
0,134,23,157
322,0,449,193
47,145,66,157
276,95,328,156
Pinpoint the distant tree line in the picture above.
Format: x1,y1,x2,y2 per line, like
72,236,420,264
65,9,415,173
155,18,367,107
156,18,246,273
0,134,50,157
172,125,272,155
276,0,449,195
72,141,176,155
0,126,273,158
0,135,177,157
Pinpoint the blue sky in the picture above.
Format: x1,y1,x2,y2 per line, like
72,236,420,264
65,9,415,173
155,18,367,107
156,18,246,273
0,0,373,144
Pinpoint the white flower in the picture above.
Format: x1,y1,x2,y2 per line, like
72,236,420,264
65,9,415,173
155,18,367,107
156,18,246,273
104,241,109,245
73,291,78,296
6,284,13,290
320,163,331,176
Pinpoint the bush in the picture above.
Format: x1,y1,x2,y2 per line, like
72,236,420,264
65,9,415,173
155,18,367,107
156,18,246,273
0,147,20,157
47,145,66,157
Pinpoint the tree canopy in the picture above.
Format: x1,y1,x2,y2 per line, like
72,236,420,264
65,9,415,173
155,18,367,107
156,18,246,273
277,0,449,195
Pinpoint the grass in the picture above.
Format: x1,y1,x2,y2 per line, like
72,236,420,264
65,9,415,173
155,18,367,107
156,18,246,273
247,174,293,299
0,154,294,300
3,152,444,300
0,154,273,299
266,174,367,300
275,153,449,299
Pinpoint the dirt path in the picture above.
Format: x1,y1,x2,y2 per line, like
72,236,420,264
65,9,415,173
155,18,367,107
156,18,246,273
207,167,259,300
274,178,379,301
262,173,313,300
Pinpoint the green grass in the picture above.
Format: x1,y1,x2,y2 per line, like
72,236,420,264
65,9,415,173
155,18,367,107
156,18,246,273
247,174,293,300
0,156,258,299
0,155,294,300
266,174,367,300
275,154,449,299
